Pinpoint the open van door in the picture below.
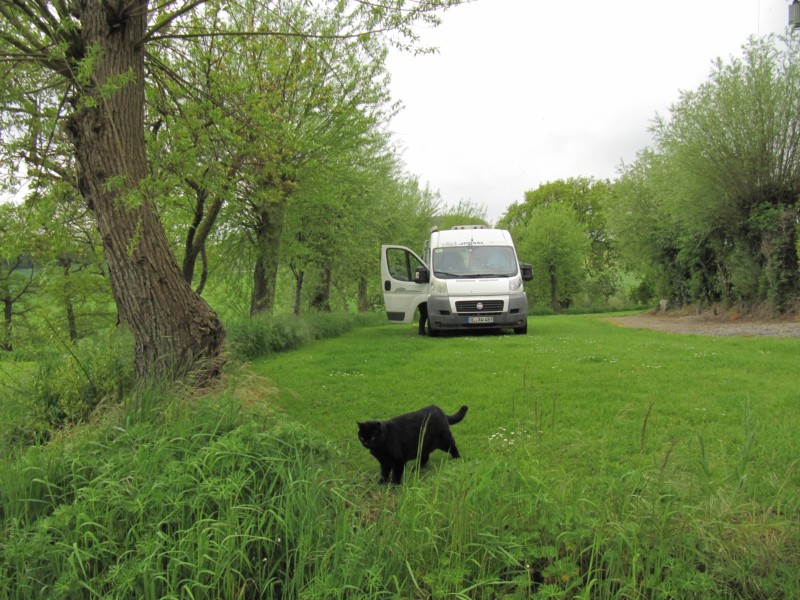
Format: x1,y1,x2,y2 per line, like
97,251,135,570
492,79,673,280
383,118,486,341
380,245,429,323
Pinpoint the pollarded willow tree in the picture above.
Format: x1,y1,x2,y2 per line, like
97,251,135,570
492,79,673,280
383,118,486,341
0,0,464,384
609,150,691,304
648,34,800,310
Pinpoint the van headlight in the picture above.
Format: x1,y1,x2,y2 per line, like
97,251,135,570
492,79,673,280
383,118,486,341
509,275,523,291
430,277,448,294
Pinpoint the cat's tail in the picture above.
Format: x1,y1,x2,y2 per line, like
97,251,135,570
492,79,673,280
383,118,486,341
447,405,468,425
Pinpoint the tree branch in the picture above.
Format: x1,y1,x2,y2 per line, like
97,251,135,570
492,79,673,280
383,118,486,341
140,0,208,45
146,26,395,43
9,0,58,42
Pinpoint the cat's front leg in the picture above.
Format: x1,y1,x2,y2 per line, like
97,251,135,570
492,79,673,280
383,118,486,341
379,462,391,484
391,461,405,484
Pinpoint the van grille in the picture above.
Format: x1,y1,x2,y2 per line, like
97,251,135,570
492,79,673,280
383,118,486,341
455,300,504,314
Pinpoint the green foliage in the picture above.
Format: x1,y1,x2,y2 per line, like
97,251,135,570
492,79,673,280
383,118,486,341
434,199,488,230
613,35,800,312
0,396,341,599
226,313,309,360
628,278,657,305
2,329,134,448
516,204,589,310
1,0,468,384
499,177,621,309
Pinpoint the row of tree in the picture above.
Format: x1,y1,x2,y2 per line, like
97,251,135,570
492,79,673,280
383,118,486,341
0,0,463,384
2,14,799,388
613,35,800,312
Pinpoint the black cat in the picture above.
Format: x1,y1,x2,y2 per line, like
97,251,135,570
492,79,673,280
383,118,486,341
357,405,468,484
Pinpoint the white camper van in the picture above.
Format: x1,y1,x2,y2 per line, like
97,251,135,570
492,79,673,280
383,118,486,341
381,225,533,336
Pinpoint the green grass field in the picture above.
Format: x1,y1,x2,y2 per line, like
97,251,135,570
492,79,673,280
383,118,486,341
257,316,798,498
1,314,798,598
253,315,800,597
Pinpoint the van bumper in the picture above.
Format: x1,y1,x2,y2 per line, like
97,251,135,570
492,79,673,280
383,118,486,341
427,293,528,332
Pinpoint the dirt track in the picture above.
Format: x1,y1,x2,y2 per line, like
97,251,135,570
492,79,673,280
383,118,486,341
604,312,800,338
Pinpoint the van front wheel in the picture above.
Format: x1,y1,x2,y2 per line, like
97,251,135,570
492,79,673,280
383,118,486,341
514,324,528,335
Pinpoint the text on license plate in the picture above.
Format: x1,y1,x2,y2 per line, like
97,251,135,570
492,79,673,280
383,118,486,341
467,316,494,324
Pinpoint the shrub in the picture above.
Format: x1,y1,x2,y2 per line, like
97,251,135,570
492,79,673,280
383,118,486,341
4,329,134,447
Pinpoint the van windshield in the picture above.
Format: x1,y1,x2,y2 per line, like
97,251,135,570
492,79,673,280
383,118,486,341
432,246,518,278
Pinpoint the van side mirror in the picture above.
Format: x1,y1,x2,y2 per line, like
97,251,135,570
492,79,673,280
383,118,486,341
520,263,533,282
414,266,430,284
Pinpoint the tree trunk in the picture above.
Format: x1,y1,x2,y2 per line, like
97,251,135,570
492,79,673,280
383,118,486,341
181,185,207,288
195,247,209,296
250,200,287,315
357,277,368,312
65,297,78,343
1,294,11,352
310,267,332,312
331,279,349,312
293,270,304,316
549,265,560,313
59,257,79,342
182,180,224,294
67,2,224,383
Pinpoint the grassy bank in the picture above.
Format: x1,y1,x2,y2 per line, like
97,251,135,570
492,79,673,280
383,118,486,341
1,314,798,598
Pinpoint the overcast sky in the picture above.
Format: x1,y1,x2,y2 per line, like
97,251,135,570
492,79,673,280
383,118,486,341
386,0,792,223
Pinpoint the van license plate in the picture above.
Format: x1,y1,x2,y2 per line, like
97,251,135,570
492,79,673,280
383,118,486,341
468,316,494,324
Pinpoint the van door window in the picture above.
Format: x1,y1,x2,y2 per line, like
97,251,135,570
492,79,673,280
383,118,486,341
386,247,423,281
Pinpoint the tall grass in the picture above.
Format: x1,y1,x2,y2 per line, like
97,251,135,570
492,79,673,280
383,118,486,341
0,312,381,453
0,329,134,452
225,311,384,361
0,388,346,599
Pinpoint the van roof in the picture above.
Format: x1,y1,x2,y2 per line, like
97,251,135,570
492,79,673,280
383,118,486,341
431,227,513,247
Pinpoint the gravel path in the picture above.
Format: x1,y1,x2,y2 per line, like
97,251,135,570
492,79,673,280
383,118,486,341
604,312,800,338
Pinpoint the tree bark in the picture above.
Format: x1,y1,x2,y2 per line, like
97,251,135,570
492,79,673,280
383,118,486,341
549,265,560,313
293,269,304,315
357,277,368,312
1,294,11,352
182,178,224,293
250,200,287,315
310,267,332,312
66,1,224,383
60,260,79,342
